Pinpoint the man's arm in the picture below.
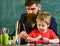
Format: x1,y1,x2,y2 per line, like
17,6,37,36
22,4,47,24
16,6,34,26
48,17,58,36
19,13,27,32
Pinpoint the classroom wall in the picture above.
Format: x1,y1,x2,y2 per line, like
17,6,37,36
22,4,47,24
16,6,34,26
0,0,60,35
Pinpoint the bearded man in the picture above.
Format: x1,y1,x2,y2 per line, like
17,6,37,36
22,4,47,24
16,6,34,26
12,0,57,44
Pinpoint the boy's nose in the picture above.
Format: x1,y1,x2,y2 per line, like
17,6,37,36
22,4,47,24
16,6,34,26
40,26,43,29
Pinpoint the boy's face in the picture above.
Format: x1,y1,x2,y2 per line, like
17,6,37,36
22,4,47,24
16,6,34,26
36,19,49,32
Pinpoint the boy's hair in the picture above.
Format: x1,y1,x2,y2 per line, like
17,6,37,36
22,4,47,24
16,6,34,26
25,0,40,6
36,12,51,25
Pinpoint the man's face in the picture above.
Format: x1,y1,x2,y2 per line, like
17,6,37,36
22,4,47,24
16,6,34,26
26,4,41,17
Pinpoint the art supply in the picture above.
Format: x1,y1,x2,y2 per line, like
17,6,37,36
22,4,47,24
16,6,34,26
0,30,2,44
14,21,20,44
16,21,18,39
2,33,9,45
2,27,9,45
37,44,43,46
23,23,31,44
23,23,26,31
15,38,20,44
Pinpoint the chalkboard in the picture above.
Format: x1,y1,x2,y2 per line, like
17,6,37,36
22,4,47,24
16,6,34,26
41,0,60,35
0,0,25,34
0,0,60,35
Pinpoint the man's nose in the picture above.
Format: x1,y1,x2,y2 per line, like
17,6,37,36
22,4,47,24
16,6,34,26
29,10,33,14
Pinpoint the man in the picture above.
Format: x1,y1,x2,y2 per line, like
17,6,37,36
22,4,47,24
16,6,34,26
13,0,57,44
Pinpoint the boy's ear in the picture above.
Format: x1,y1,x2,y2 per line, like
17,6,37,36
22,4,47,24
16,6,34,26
47,24,50,27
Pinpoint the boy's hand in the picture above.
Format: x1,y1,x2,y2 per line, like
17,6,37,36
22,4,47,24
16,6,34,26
36,35,49,42
36,35,42,40
43,38,49,42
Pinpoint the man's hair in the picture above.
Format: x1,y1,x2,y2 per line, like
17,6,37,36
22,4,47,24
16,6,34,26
36,12,51,25
25,0,40,6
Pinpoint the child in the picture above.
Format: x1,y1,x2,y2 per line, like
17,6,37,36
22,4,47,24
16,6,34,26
26,12,59,44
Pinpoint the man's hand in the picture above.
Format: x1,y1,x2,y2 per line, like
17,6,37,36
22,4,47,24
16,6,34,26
18,31,28,40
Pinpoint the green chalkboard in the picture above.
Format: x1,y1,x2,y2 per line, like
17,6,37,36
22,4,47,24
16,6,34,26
0,0,60,35
41,0,60,35
0,0,25,34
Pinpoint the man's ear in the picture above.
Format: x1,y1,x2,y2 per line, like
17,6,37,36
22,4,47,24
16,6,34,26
37,4,41,11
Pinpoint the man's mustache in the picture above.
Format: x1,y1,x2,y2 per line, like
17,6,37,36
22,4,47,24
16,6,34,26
28,13,37,16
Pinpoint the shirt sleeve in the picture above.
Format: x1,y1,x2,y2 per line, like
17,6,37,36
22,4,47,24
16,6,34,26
29,31,34,37
28,30,36,38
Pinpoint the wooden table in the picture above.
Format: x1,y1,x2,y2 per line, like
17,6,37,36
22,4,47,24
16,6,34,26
43,44,60,46
0,44,60,46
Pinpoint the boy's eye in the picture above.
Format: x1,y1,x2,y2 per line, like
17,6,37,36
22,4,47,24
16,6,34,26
38,24,40,26
42,25,45,27
38,24,45,27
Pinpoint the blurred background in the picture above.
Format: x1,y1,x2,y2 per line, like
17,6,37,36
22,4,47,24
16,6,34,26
0,0,60,35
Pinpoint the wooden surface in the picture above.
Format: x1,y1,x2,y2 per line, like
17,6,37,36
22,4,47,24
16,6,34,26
0,44,60,46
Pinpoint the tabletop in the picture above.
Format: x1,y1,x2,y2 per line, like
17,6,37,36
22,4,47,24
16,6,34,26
0,44,60,46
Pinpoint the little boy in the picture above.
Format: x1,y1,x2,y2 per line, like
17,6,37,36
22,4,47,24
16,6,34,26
26,12,59,44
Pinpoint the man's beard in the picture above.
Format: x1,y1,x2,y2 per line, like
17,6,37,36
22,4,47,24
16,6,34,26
27,11,39,23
